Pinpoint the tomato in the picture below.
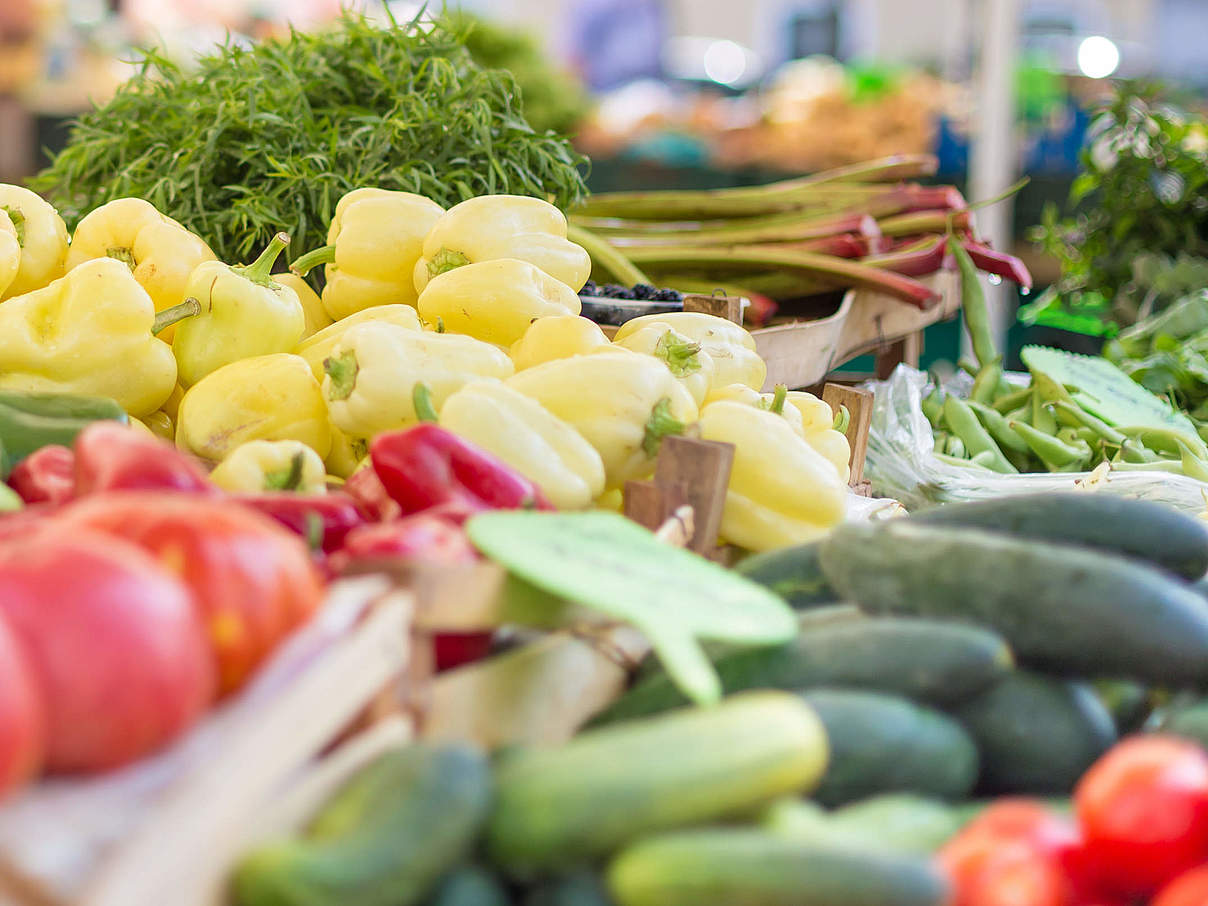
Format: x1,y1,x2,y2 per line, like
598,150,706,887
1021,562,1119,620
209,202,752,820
969,842,1068,906
1153,865,1208,906
1075,736,1208,898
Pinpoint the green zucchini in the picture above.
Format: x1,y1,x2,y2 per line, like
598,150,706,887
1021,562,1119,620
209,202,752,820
607,828,949,906
486,691,828,877
426,866,511,906
954,672,1117,794
800,688,979,807
233,744,491,906
911,493,1208,579
820,521,1208,686
830,795,965,856
591,616,1013,725
733,541,838,609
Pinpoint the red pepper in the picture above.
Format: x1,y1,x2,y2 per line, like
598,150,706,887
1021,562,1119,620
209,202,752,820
8,445,75,504
342,466,400,522
233,491,369,554
328,509,480,576
370,424,553,517
73,422,215,496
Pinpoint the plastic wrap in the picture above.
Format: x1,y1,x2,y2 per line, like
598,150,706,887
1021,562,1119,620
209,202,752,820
865,364,1208,513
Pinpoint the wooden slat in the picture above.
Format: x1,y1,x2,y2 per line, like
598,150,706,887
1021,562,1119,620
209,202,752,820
822,383,874,486
682,293,743,325
653,437,733,555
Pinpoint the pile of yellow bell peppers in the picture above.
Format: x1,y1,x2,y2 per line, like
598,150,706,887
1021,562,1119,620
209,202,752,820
0,184,854,551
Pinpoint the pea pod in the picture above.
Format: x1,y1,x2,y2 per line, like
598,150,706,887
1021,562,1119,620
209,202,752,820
920,388,944,429
1031,393,1057,436
966,400,1029,455
970,362,1002,406
943,396,1017,474
945,435,967,459
1008,419,1088,469
1118,438,1159,464
1177,439,1208,483
935,452,994,472
992,386,1033,414
932,431,949,454
958,358,979,379
1053,401,1126,445
1122,426,1208,459
1110,458,1185,474
949,235,998,368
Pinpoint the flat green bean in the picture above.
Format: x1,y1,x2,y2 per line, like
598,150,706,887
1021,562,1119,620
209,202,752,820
944,396,1018,474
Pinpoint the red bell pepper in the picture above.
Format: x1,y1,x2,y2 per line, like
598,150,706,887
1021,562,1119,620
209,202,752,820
342,466,400,522
370,424,553,516
233,491,370,554
328,509,479,576
73,422,215,496
8,445,75,504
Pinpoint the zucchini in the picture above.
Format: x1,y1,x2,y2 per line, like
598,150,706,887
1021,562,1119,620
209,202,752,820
954,672,1116,794
233,744,491,906
800,688,979,807
911,493,1208,579
591,617,1013,725
830,795,964,856
426,867,510,906
733,541,837,608
820,521,1208,686
486,691,828,877
524,872,612,906
607,827,949,906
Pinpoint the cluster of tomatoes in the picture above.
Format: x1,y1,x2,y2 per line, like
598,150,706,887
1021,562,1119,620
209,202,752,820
939,736,1208,906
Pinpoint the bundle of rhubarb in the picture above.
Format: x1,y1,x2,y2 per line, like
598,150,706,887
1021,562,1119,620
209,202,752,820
569,154,1033,322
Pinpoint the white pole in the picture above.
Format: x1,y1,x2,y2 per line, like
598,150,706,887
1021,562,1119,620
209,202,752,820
966,0,1020,360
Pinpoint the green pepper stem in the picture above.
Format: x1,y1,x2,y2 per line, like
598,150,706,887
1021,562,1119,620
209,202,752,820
106,247,137,271
234,232,290,287
324,350,359,401
265,451,306,491
427,247,471,280
654,330,702,377
0,206,26,247
769,384,788,416
833,403,850,433
642,397,687,458
153,297,202,334
412,382,439,422
289,243,335,277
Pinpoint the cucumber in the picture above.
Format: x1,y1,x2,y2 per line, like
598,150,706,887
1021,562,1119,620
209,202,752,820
524,872,613,906
733,541,837,608
820,521,1208,686
830,795,964,856
591,617,1013,725
954,672,1117,794
911,493,1208,579
800,688,979,807
426,867,511,906
1094,679,1152,734
233,744,492,906
607,827,949,906
486,691,828,877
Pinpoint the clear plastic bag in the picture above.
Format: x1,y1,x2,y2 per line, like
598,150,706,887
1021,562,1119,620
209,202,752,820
865,364,1208,513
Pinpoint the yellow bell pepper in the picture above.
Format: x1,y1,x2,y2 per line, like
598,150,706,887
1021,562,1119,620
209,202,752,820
177,353,331,462
786,390,852,483
613,312,766,391
275,273,333,339
0,258,176,416
324,425,368,479
439,380,606,509
294,304,423,381
161,383,185,422
417,258,582,347
509,315,610,369
0,184,70,300
323,322,514,438
63,198,216,339
168,233,306,386
0,210,18,299
705,383,806,435
506,348,698,490
613,324,714,406
413,195,591,294
698,400,847,552
210,439,327,494
141,409,175,442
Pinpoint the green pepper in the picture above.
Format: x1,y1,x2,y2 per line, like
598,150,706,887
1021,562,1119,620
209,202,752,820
0,390,127,423
0,390,128,478
943,395,1017,474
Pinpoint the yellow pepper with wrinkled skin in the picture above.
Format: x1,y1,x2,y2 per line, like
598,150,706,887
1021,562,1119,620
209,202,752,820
705,383,806,435
509,315,610,370
64,198,215,340
613,325,714,406
291,188,445,320
698,400,847,552
210,440,327,494
613,312,766,391
0,184,69,300
0,258,176,416
0,211,18,299
294,304,423,381
786,390,852,483
324,426,368,480
275,273,333,339
439,380,606,509
413,195,591,294
170,233,306,387
177,353,331,462
506,348,698,490
323,322,514,439
417,258,582,347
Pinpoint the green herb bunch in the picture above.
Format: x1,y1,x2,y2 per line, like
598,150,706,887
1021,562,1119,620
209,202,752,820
30,8,589,264
1028,84,1208,328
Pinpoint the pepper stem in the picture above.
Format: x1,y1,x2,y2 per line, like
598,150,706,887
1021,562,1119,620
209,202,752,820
234,232,290,287
107,247,137,271
642,397,687,458
833,404,850,433
153,297,202,335
654,330,702,377
427,247,470,279
0,206,26,247
412,382,439,422
265,451,306,491
324,350,359,401
289,243,336,277
769,384,788,415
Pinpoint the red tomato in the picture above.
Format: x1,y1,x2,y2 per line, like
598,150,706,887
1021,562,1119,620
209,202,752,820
1153,865,1208,906
1075,736,1208,898
969,842,1068,906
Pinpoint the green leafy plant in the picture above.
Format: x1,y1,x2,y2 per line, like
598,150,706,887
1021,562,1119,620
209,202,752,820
30,8,589,265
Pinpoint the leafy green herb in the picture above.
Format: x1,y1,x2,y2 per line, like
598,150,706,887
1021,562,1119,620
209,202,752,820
30,8,589,265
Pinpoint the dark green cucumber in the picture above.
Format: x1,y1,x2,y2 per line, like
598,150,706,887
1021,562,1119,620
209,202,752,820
524,872,613,906
734,541,837,608
591,617,1013,725
954,672,1116,795
911,493,1208,579
427,866,511,906
800,688,979,807
821,521,1208,686
1094,679,1152,735
607,828,949,906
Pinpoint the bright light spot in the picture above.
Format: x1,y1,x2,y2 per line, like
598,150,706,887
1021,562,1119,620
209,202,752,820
703,40,747,85
1077,36,1120,79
